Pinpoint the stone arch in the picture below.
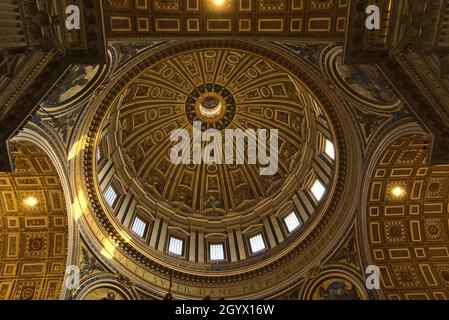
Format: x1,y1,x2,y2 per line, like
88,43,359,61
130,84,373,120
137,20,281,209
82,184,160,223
13,124,80,299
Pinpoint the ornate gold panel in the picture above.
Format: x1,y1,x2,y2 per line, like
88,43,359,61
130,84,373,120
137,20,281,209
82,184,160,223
367,134,449,299
103,0,348,39
0,142,68,300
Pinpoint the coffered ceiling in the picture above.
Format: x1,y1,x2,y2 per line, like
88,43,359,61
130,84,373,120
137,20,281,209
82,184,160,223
103,0,349,40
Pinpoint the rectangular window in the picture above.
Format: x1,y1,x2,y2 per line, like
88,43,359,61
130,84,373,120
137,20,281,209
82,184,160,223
249,234,265,253
168,237,184,256
311,179,326,201
131,216,147,238
284,211,301,232
210,243,225,261
104,185,117,208
325,139,335,160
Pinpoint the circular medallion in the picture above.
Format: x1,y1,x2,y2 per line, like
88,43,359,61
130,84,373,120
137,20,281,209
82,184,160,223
326,47,400,111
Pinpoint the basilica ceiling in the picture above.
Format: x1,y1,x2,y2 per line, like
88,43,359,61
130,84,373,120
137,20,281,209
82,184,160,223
103,0,349,41
101,46,335,218
72,43,354,299
25,38,403,300
4,38,438,300
0,141,68,300
365,133,449,299
1,0,449,302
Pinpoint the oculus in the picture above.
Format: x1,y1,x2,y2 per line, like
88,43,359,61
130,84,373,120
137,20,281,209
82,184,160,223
186,83,236,131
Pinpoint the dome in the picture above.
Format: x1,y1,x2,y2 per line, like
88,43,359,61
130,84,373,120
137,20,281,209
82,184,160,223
4,0,449,303
96,44,337,270
81,40,353,298
104,48,326,217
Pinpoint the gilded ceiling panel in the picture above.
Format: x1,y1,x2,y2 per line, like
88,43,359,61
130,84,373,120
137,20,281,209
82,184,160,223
0,142,68,300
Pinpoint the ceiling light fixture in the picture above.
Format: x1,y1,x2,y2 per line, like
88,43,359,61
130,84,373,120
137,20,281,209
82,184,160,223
24,196,39,207
213,0,225,7
391,186,405,198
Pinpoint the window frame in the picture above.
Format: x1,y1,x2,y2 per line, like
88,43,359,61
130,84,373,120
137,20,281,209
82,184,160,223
131,216,148,239
310,179,326,202
248,233,267,255
104,184,118,209
167,235,185,257
324,139,336,161
208,242,226,262
283,211,301,233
